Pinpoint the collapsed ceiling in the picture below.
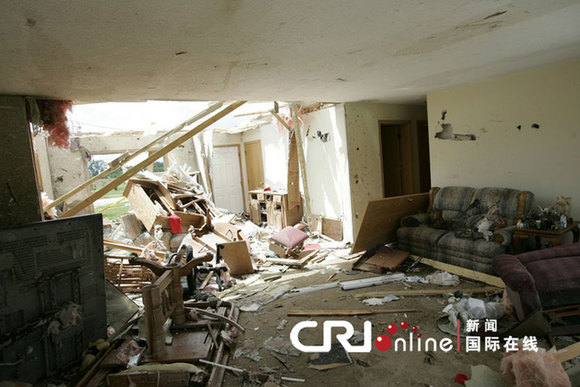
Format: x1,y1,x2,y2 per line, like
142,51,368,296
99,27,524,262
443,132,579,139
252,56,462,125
1,0,580,103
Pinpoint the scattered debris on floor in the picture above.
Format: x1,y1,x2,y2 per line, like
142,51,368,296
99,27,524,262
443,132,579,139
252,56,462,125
308,343,353,371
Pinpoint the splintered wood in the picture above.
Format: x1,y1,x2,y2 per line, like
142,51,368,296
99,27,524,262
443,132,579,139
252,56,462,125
287,308,418,316
261,250,329,267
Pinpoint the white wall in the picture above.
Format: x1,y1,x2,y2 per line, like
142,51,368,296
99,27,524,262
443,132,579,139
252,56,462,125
344,102,428,236
33,135,54,198
256,122,289,191
302,105,353,242
427,58,580,220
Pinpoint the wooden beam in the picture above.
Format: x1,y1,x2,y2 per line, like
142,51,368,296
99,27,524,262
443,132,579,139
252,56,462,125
291,104,311,225
353,286,502,299
45,102,224,212
556,341,580,363
271,111,292,131
61,101,246,217
103,238,166,260
410,255,505,288
287,308,418,317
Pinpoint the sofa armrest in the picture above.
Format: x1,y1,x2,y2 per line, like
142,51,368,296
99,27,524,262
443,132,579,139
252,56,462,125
492,225,515,247
492,254,536,293
400,212,430,227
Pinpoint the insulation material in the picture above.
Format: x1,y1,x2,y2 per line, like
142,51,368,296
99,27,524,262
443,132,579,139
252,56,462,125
38,99,73,148
501,347,571,387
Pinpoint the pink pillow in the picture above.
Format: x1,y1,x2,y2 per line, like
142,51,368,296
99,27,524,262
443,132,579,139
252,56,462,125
271,226,308,249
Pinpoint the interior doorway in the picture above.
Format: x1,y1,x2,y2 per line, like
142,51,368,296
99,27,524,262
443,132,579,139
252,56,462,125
380,121,431,197
244,140,265,191
212,145,245,212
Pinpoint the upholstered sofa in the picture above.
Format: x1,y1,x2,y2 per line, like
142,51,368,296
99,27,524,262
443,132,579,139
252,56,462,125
492,243,580,320
397,187,534,274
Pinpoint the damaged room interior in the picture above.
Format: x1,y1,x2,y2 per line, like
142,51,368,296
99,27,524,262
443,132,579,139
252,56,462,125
2,1,580,386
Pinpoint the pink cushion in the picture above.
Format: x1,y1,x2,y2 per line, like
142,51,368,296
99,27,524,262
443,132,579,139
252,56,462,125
271,226,308,249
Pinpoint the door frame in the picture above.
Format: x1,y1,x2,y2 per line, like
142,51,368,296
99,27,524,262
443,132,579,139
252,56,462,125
243,139,265,189
213,144,246,212
378,120,414,198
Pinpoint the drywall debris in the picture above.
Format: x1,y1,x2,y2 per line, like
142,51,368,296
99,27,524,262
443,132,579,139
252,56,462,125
264,336,301,357
435,111,476,141
435,123,476,141
276,319,288,331
308,343,352,370
426,271,460,286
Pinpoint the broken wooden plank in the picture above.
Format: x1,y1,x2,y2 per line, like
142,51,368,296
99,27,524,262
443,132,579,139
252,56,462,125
262,250,325,267
351,192,429,253
121,212,144,240
61,101,246,217
103,238,166,260
357,249,409,272
410,255,505,288
45,102,223,212
352,286,502,298
271,111,292,131
291,104,312,225
556,341,580,363
288,308,418,317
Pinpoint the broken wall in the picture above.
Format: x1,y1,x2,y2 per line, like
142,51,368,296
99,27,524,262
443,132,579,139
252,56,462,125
427,58,580,220
302,105,353,242
345,102,427,237
38,131,199,209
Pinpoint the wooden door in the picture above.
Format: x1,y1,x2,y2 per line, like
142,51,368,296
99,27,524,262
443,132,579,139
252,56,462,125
212,146,244,212
244,140,264,190
380,122,414,197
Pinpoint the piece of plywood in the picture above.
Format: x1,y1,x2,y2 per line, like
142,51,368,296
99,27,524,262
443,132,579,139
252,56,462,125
364,249,409,270
287,308,418,317
411,255,505,288
220,240,253,275
322,217,343,241
351,192,429,253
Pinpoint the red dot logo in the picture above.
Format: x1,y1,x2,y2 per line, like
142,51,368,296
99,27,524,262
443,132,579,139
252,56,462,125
375,334,392,351
387,324,398,335
400,321,409,330
412,326,418,332
417,333,422,338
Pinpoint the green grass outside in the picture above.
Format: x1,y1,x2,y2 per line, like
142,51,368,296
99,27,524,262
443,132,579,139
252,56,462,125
98,201,131,221
91,181,128,199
